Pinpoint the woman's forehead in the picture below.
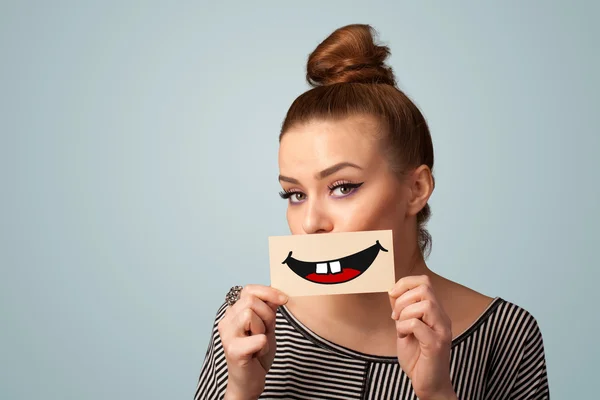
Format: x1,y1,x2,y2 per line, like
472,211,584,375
278,118,384,174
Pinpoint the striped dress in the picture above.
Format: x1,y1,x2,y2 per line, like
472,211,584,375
195,297,550,399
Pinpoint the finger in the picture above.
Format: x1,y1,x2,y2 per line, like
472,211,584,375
257,337,271,358
235,308,267,337
237,295,278,332
265,301,282,311
395,318,450,355
395,318,436,343
241,284,289,310
397,299,447,333
226,334,269,365
220,297,276,342
390,283,433,319
388,275,432,299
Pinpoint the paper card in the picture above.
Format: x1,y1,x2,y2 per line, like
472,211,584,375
268,230,395,297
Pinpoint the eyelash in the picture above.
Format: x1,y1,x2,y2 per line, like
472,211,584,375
278,189,299,199
278,181,364,200
328,180,363,192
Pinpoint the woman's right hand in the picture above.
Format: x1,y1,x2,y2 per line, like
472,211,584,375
218,284,289,400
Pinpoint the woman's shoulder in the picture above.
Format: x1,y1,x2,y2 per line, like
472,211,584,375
449,283,544,341
209,301,230,326
440,277,544,346
486,296,545,343
452,291,547,365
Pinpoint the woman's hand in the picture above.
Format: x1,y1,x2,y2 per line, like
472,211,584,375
218,285,288,400
389,275,457,400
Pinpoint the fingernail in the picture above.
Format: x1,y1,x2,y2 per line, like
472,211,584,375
279,294,288,303
391,311,397,319
389,288,396,296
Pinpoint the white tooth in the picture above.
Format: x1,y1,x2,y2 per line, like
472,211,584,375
316,263,328,274
329,261,341,274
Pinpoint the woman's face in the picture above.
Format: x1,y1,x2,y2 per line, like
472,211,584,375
278,116,414,238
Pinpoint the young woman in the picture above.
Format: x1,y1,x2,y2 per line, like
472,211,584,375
195,24,549,400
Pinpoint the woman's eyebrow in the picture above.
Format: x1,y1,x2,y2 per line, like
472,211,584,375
317,162,362,179
278,162,363,184
278,175,299,184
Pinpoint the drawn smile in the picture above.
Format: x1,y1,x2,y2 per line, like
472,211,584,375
281,241,388,284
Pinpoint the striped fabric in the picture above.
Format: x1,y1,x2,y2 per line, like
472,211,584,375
195,297,549,399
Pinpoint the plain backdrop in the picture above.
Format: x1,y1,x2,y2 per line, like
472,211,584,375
1,1,598,399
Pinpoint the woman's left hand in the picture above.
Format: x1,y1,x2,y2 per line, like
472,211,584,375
389,275,457,400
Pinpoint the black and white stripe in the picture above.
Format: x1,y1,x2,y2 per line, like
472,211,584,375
195,297,549,399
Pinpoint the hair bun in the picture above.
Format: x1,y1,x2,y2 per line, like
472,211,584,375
306,24,396,87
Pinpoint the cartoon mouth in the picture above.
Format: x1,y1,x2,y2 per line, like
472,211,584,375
281,241,388,284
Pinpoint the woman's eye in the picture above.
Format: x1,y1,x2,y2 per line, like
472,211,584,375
289,192,306,203
332,185,353,196
330,182,363,197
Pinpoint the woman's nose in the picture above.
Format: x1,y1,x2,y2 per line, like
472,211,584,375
302,201,333,234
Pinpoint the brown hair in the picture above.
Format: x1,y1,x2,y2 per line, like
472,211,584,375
279,24,435,258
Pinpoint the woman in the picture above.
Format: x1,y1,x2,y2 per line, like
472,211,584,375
195,24,549,400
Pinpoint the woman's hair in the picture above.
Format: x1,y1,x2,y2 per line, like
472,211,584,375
279,24,435,258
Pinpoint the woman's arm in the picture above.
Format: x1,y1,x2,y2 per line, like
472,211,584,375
486,310,550,399
194,302,229,400
506,319,550,399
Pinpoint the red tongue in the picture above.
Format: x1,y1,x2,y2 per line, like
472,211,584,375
306,268,361,283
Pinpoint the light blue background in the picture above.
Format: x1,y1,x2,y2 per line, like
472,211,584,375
1,1,598,399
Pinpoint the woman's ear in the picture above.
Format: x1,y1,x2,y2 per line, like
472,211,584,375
406,165,434,217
